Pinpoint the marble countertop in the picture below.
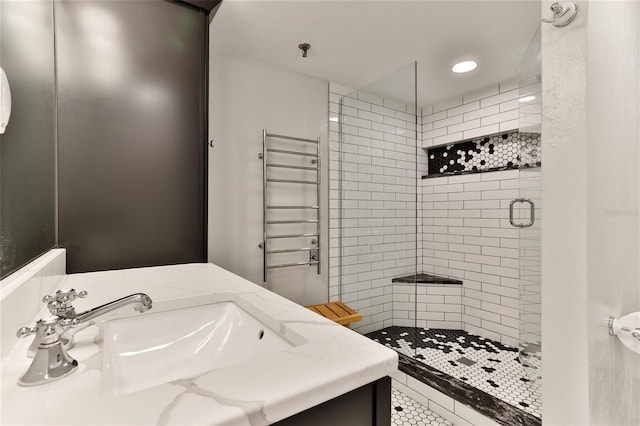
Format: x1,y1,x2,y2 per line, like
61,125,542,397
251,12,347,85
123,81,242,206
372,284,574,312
1,263,398,425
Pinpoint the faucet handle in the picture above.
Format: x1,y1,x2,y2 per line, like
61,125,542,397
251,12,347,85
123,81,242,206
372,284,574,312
46,300,63,315
16,316,78,341
17,326,38,338
43,288,88,305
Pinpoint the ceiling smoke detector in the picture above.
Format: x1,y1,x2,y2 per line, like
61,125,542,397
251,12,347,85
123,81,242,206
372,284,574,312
298,43,310,58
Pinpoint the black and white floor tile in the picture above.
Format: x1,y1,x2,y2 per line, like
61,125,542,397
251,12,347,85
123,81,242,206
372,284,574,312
392,387,454,426
369,327,542,419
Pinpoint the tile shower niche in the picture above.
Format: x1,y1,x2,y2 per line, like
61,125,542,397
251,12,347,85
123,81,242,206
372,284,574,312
426,131,541,176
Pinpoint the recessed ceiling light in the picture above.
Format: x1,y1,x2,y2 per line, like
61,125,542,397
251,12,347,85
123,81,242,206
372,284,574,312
451,60,477,74
519,95,536,103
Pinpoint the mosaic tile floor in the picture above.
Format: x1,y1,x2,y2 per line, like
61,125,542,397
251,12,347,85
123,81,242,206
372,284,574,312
369,326,542,419
392,387,454,426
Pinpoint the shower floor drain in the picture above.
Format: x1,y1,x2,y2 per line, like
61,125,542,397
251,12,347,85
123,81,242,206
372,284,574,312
456,356,477,366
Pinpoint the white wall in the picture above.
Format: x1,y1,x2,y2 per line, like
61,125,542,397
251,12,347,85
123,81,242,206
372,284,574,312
542,0,640,424
208,51,329,306
393,283,463,330
418,77,541,346
328,82,420,333
331,76,533,341
541,2,590,423
422,80,520,148
422,170,522,346
585,1,640,424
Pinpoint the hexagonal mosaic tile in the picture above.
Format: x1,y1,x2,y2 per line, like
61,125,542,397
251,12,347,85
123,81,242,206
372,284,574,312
369,326,542,419
392,387,454,426
427,132,541,175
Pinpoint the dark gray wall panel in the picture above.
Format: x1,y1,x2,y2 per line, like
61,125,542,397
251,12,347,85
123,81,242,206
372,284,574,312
56,0,206,273
0,0,57,278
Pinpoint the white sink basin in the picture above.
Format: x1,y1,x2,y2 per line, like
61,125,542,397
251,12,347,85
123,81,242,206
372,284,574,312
103,300,295,396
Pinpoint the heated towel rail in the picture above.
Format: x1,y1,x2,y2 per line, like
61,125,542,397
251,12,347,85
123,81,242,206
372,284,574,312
259,129,320,282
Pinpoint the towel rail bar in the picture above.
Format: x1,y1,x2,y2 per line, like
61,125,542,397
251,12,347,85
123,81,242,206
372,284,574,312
261,129,321,282
267,261,319,270
267,205,319,210
266,148,318,157
267,233,319,239
265,132,318,144
267,220,319,224
267,247,316,254
267,178,318,185
266,163,317,171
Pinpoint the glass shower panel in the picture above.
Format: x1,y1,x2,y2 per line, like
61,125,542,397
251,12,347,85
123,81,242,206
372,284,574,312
518,26,542,377
339,63,418,360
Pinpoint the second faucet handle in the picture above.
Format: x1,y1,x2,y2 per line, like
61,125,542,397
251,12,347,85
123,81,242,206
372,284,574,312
43,289,88,305
42,289,87,320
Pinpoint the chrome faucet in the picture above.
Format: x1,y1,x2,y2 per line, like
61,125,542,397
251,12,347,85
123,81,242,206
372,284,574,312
26,288,86,357
16,314,79,386
27,289,152,357
74,292,153,325
18,291,152,386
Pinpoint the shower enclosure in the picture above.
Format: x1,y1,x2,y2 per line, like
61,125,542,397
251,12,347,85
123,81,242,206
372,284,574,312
336,63,419,364
335,28,543,425
517,27,543,377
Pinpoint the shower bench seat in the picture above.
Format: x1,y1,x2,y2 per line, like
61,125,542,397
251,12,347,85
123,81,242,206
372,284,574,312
305,301,362,328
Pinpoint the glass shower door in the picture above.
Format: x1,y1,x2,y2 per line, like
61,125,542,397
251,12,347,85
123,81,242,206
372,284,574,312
338,63,418,361
517,26,542,377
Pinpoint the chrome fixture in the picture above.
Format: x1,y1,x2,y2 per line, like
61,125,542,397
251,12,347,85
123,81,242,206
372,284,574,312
18,291,152,385
608,312,640,354
27,288,87,357
542,2,578,27
72,292,153,325
27,290,152,358
17,313,79,386
298,43,310,58
259,129,321,282
0,66,11,134
509,198,535,228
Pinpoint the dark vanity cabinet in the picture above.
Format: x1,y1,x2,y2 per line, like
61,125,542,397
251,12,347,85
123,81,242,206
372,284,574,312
275,377,391,426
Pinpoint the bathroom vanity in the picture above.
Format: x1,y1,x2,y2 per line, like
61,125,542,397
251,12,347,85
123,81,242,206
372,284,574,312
0,263,397,425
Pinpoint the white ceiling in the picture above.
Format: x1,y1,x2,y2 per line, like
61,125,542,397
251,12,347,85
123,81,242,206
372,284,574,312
211,0,541,108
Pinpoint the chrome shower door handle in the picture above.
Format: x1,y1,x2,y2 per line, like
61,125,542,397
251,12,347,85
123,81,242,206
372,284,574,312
509,198,535,228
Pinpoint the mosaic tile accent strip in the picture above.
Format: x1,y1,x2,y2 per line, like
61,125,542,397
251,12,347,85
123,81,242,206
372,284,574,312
392,387,454,426
427,132,540,175
367,326,542,420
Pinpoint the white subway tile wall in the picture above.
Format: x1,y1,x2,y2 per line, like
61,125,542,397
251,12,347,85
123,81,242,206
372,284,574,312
422,80,520,148
330,77,532,346
328,82,424,333
393,283,463,329
422,170,521,346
